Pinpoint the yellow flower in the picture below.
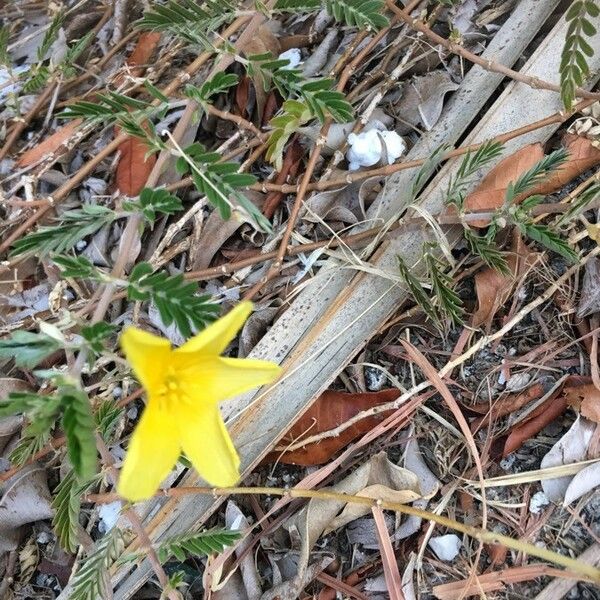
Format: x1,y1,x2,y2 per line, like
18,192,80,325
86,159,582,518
117,301,281,502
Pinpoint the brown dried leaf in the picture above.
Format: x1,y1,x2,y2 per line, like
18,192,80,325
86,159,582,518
266,389,399,465
464,143,544,224
472,232,538,330
112,33,162,197
562,380,600,423
114,32,161,86
114,133,156,197
17,119,82,168
465,135,600,226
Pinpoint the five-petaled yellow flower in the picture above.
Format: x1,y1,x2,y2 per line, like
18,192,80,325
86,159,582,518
118,301,281,502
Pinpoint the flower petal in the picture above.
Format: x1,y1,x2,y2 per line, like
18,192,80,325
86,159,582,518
176,356,281,403
176,301,253,356
120,326,171,392
117,399,180,502
178,402,240,487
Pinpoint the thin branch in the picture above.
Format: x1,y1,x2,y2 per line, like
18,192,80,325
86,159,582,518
83,484,600,582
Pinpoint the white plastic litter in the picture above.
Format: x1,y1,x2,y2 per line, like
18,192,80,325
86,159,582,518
346,128,406,170
278,48,302,69
0,66,29,103
99,500,122,532
428,534,462,561
529,491,550,514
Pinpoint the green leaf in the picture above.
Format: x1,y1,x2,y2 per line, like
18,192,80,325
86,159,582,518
71,529,124,600
127,262,220,337
158,529,241,563
96,399,123,442
518,222,578,262
81,322,116,354
246,54,353,125
561,0,597,110
38,10,65,61
53,255,101,279
424,251,464,326
275,0,389,29
0,26,9,65
124,187,183,223
178,142,271,232
396,255,442,329
557,181,600,225
9,431,50,466
52,470,91,553
10,205,116,257
137,0,238,50
463,229,510,275
61,387,98,481
185,72,239,104
506,148,569,202
0,330,62,368
412,144,450,202
446,141,504,208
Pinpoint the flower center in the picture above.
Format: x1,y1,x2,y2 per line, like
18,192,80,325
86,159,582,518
157,366,189,406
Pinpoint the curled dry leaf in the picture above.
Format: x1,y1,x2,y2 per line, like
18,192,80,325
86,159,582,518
561,379,600,424
563,460,600,506
393,71,459,134
265,389,399,465
464,134,600,226
17,119,83,168
541,415,596,503
577,257,600,318
472,231,538,330
285,452,422,588
0,464,54,553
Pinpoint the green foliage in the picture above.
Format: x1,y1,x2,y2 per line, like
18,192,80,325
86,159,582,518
517,221,578,262
62,387,98,480
266,99,311,169
22,64,51,94
411,144,450,201
561,0,599,110
81,322,116,354
396,255,441,329
0,26,9,65
123,187,183,223
51,470,99,553
38,10,65,61
71,529,124,600
446,141,504,208
424,251,463,325
60,92,167,152
0,330,62,368
247,53,353,123
176,142,271,231
463,229,509,274
137,0,237,50
275,0,389,30
158,529,241,562
128,262,220,337
184,72,239,105
10,205,116,257
1,386,97,479
9,431,50,466
53,255,102,280
558,180,600,224
505,148,568,203
96,399,123,442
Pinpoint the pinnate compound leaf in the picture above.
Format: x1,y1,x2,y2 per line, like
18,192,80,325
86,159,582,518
71,529,124,600
158,529,241,563
128,261,220,337
0,331,62,368
61,388,98,481
10,205,116,257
